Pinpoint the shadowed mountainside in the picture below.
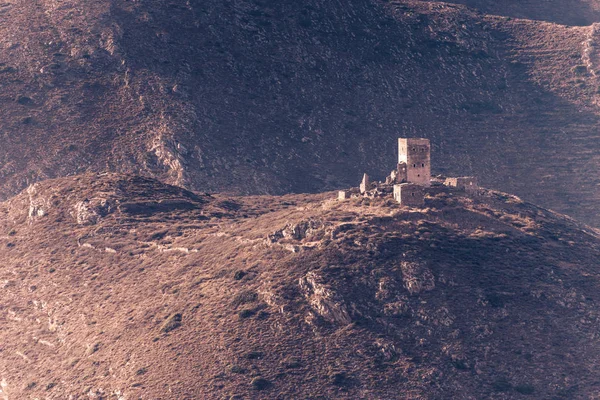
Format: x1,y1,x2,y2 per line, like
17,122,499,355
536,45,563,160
1,174,600,398
419,0,600,26
1,0,600,226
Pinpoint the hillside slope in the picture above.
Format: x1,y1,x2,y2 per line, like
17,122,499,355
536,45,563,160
419,0,600,25
1,0,600,225
1,174,600,398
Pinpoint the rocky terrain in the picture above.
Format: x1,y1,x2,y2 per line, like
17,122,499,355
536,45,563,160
1,173,600,399
1,0,600,225
422,0,600,25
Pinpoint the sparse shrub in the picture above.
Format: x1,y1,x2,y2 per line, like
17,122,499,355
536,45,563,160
492,378,512,392
451,358,469,370
0,65,15,73
16,95,33,105
251,377,271,390
238,308,256,318
230,365,246,374
515,384,535,395
233,270,246,280
25,382,37,390
329,371,349,386
486,293,505,308
245,351,263,360
46,382,56,390
66,357,80,368
135,367,147,375
256,310,270,320
7,229,16,236
160,313,182,333
86,342,100,356
232,290,258,306
572,65,588,75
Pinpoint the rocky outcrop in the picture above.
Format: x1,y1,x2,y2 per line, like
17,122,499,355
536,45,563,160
299,271,352,325
72,198,113,225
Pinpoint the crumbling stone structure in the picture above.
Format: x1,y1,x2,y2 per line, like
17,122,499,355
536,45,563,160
360,173,371,194
444,177,478,194
338,190,350,200
337,137,478,207
394,183,424,206
398,138,431,186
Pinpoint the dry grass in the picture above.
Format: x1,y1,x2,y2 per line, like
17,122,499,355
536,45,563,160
0,174,599,398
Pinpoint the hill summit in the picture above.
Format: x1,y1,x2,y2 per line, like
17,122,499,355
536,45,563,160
1,173,599,398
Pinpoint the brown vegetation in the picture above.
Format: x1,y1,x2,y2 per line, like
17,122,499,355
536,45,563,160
0,173,599,398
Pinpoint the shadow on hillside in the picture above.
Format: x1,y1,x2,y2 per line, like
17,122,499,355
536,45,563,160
418,0,599,26
105,0,600,227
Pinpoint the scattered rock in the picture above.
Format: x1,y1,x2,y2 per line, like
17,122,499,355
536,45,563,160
160,313,182,333
400,261,435,295
299,271,351,325
72,198,113,225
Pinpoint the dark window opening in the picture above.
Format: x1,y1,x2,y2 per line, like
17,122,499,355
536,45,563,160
422,163,425,167
413,164,416,167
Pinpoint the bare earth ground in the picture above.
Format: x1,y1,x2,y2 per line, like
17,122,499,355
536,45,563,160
1,174,600,399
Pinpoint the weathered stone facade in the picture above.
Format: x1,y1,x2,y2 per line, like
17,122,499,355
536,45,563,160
360,173,371,194
338,138,477,206
393,183,425,206
338,190,350,200
398,138,431,186
396,162,408,183
444,177,478,194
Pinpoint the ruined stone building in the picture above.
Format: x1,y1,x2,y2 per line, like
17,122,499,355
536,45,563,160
339,137,477,207
393,183,424,206
397,138,431,187
444,177,478,194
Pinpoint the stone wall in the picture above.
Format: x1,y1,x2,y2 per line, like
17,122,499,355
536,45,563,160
398,138,431,186
393,183,425,206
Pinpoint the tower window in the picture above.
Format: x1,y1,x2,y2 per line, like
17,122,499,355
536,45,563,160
413,164,416,167
422,163,424,167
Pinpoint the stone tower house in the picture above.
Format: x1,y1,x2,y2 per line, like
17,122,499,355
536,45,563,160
393,183,425,206
398,138,431,186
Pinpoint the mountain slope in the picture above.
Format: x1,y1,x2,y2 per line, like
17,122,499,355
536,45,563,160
1,0,600,225
1,174,600,398
419,0,600,25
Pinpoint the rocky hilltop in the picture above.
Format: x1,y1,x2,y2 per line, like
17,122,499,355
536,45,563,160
1,0,600,225
1,173,599,399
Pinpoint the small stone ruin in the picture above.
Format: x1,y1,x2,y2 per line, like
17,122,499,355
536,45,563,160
444,177,478,194
337,138,480,207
